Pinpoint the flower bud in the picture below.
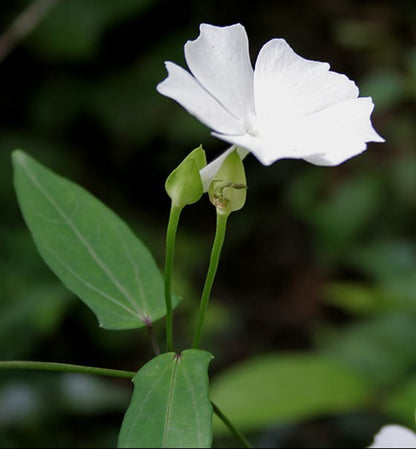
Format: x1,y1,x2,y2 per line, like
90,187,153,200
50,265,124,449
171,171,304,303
208,150,247,215
165,146,207,207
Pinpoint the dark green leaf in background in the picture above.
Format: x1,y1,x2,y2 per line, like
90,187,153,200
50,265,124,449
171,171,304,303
12,150,175,330
321,313,416,388
210,353,372,435
118,349,213,448
384,375,416,428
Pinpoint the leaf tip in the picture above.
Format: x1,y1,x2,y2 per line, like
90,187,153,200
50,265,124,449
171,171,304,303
11,149,26,165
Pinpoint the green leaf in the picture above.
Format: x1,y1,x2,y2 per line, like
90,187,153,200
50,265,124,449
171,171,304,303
12,150,174,330
360,69,406,110
349,239,416,282
118,349,213,448
384,375,416,428
210,353,372,434
322,277,416,316
322,281,388,316
311,173,383,258
321,313,416,388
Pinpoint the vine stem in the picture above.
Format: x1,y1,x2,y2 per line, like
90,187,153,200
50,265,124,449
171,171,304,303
212,401,253,449
192,212,228,349
0,360,252,448
145,322,161,356
0,0,61,62
0,360,134,378
164,203,183,352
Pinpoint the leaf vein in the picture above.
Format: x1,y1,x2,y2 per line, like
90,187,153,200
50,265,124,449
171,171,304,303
181,360,203,447
42,242,140,319
115,228,152,320
125,361,173,445
20,158,145,320
162,355,180,448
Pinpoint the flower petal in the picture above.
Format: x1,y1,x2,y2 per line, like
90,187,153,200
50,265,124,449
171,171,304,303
300,97,385,166
254,38,359,128
213,98,384,166
211,132,293,166
185,23,255,126
156,62,245,135
369,425,416,448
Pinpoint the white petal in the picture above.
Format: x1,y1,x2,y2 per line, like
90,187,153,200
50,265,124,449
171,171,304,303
156,62,245,135
369,425,416,448
211,132,295,166
213,98,384,167
254,39,359,128
200,146,249,191
300,97,385,166
185,23,255,126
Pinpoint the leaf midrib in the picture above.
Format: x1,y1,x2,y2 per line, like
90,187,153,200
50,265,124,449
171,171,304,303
162,355,180,448
19,156,145,321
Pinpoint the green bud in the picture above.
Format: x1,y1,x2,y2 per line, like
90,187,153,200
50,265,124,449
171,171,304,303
165,146,207,207
208,150,247,216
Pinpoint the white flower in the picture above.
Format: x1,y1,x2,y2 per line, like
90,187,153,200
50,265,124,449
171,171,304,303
157,23,384,185
369,425,416,448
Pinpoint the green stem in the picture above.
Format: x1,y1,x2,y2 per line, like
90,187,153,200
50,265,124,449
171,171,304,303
146,322,161,356
0,361,251,447
164,203,183,352
212,401,252,449
192,212,228,349
0,360,135,378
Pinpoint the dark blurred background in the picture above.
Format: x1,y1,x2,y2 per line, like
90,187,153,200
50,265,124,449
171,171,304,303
0,0,415,447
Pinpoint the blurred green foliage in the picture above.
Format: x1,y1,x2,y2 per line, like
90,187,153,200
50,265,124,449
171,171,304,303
0,0,415,447
211,354,373,434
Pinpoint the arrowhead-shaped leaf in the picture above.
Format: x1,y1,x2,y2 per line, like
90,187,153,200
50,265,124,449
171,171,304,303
12,150,176,330
118,349,213,448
